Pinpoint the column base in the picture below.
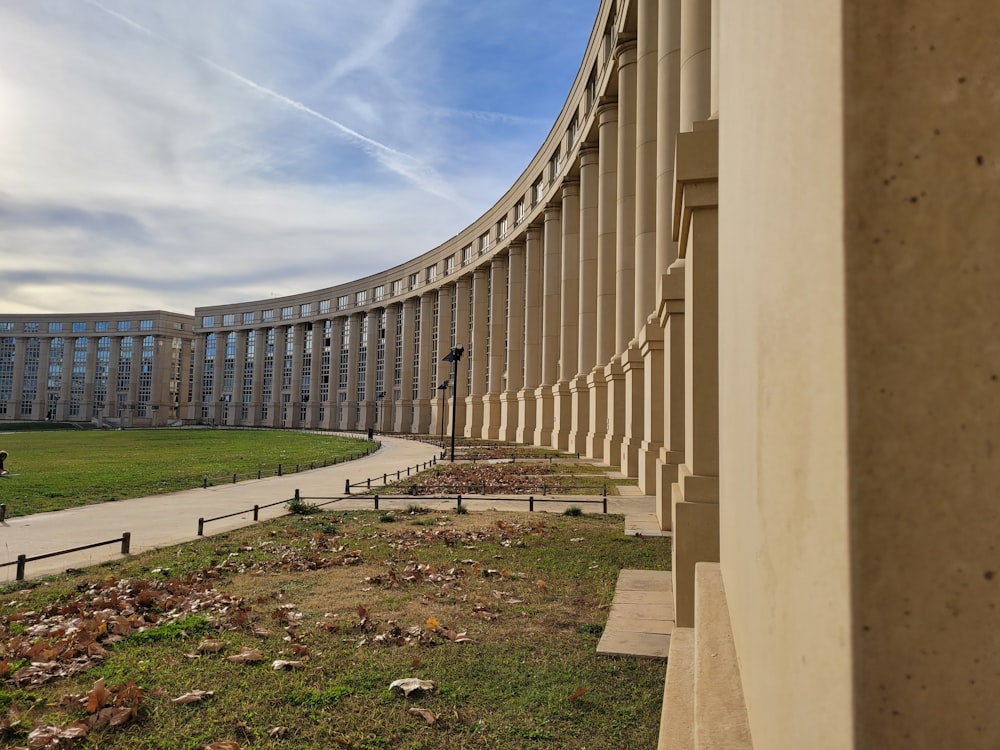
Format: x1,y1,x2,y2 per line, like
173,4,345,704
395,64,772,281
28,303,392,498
498,391,520,443
482,393,501,440
552,381,572,451
566,375,591,457
655,450,684,531
463,396,484,438
533,385,555,447
672,482,720,629
585,367,607,460
637,440,664,495
515,388,537,444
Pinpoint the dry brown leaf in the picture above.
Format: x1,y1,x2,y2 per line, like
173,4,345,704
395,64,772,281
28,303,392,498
408,707,437,725
271,660,303,670
197,638,226,653
204,742,242,750
268,726,289,738
569,687,589,702
226,648,264,664
172,690,214,705
86,678,110,713
425,615,441,630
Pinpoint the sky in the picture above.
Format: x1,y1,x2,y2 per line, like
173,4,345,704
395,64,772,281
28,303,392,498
0,0,599,315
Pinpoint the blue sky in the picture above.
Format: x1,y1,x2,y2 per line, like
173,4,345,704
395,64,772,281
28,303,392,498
0,0,599,314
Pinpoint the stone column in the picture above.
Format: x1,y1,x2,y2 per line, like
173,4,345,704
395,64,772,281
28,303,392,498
657,0,683,277
615,39,638,354
250,328,265,427
671,122,719,627
590,99,618,461
554,180,580,451
361,309,379,431
412,295,434,433
83,337,98,419
484,254,508,439
432,287,453,437
635,0,659,332
466,268,488,437
500,242,525,442
188,336,202,423
396,298,416,432
232,330,248,426
517,227,542,443
34,338,51,420
308,321,323,428
534,204,562,447
680,0,711,132
452,276,471,433
656,265,685,530
343,314,360,431
571,147,599,456
10,337,26,416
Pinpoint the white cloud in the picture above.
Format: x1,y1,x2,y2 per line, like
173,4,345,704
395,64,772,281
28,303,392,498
0,0,599,315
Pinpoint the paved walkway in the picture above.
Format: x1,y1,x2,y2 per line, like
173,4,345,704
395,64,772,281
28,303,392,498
0,436,662,584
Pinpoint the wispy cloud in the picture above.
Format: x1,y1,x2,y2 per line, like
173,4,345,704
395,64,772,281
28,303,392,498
0,0,599,315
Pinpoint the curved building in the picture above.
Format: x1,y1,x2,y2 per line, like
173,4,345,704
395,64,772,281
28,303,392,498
3,0,999,747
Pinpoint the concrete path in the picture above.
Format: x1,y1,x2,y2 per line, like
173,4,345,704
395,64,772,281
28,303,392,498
1,436,662,584
0,436,441,582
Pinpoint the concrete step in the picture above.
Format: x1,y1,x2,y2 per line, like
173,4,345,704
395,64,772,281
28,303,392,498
597,569,673,658
657,627,695,750
692,563,752,749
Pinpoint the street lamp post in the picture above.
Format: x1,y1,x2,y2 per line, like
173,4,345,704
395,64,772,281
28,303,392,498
436,380,450,451
442,345,464,462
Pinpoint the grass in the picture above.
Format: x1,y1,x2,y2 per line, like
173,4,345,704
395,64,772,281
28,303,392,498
0,510,671,749
0,429,371,517
374,462,636,497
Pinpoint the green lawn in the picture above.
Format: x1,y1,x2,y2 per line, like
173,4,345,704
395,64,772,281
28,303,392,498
0,429,371,517
0,509,671,749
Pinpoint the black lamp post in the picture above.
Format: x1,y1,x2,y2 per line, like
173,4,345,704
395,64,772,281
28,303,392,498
436,380,450,450
442,345,464,461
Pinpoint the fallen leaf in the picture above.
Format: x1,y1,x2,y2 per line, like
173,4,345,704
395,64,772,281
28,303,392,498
271,660,303,670
226,648,264,664
569,687,589,702
86,678,110,712
172,690,214,704
204,742,241,750
268,726,289,738
389,678,435,696
425,615,441,630
197,638,226,654
408,707,437,725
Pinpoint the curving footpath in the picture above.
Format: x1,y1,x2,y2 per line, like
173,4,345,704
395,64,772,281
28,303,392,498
0,437,660,584
0,436,441,583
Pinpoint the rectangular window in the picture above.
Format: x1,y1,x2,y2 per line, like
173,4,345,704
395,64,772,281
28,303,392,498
462,245,473,266
409,272,420,289
319,299,331,314
549,146,562,181
117,320,132,332
95,321,109,332
221,314,235,327
374,285,386,302
496,216,508,240
24,322,39,333
281,306,294,320
140,319,154,331
242,311,255,325
427,265,437,283
532,177,544,205
355,290,367,306
300,303,312,316
514,198,525,225
72,321,86,332
201,316,214,327
337,295,350,310
391,280,403,297
445,256,455,275
479,232,490,254
262,309,274,322
0,322,13,332
569,113,579,144
48,322,63,333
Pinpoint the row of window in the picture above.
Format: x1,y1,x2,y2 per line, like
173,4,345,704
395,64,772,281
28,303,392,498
0,320,158,334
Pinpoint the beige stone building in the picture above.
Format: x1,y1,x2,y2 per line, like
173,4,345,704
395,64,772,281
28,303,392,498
0,311,193,426
3,0,998,745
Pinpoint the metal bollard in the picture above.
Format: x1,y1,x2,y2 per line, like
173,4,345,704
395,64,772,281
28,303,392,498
529,496,534,512
121,532,131,554
374,494,379,510
345,479,351,495
253,504,260,521
602,496,608,514
0,504,5,523
457,495,462,511
233,473,237,484
278,464,283,476
16,554,26,581
198,518,205,536
203,477,208,489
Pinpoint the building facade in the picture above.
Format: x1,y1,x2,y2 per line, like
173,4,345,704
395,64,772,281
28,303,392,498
3,0,998,746
0,311,193,427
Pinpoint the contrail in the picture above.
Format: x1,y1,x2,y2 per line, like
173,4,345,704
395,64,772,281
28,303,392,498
79,0,456,201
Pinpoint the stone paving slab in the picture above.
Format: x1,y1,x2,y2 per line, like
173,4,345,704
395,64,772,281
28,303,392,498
597,568,675,659
626,512,672,537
